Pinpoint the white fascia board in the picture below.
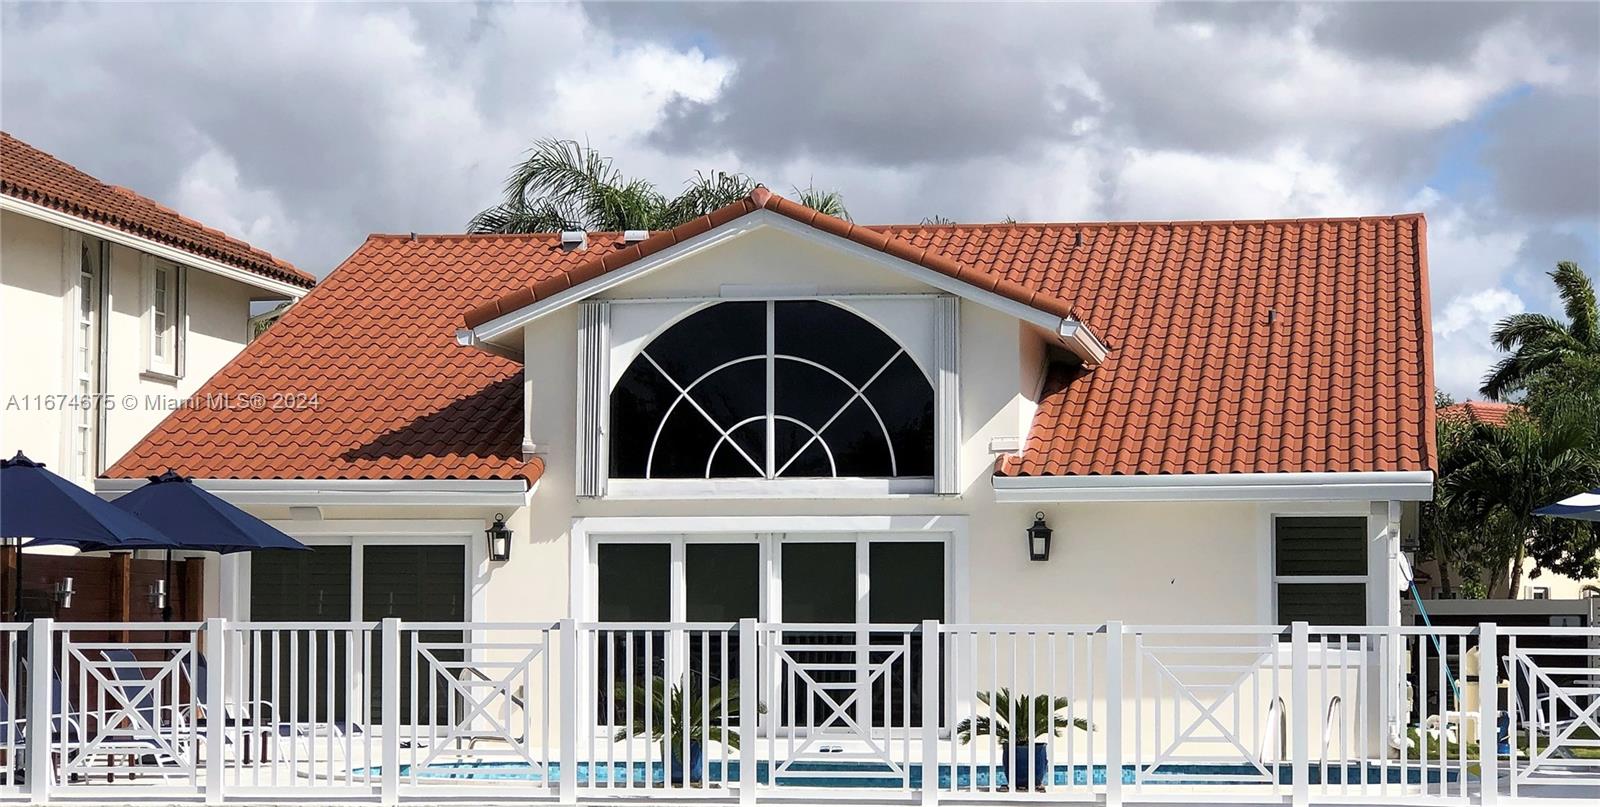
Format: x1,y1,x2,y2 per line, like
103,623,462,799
463,210,1110,365
95,477,530,507
992,471,1435,503
2,195,309,299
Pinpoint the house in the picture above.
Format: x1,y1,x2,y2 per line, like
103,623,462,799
100,188,1436,634
1437,400,1518,427
1,131,316,487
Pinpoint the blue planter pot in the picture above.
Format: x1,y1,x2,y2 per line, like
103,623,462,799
1002,743,1049,790
666,740,704,784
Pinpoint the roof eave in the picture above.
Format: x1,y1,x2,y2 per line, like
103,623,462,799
1,194,310,298
992,470,1436,503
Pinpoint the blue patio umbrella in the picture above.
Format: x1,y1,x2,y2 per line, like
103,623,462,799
1,451,177,618
110,470,308,619
1534,487,1600,522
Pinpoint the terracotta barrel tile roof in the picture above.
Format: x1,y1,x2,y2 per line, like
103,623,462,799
103,233,634,482
1,132,314,288
1438,400,1519,426
108,192,1434,482
993,214,1434,476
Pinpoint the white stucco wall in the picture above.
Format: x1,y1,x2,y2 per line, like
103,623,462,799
1,209,264,483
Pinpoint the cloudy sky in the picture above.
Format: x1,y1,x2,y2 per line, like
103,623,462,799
3,1,1596,398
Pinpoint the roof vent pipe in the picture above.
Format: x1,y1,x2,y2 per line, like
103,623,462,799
623,229,649,243
560,230,588,251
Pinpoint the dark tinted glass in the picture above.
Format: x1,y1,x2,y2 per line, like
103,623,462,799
1275,517,1367,576
774,357,856,428
362,545,465,621
869,542,943,623
687,544,760,620
598,544,670,621
685,357,767,439
609,300,936,480
1276,583,1366,625
775,300,900,385
646,405,726,478
609,358,678,477
863,353,935,476
250,546,351,620
782,543,854,622
645,301,765,384
774,419,833,477
822,400,893,476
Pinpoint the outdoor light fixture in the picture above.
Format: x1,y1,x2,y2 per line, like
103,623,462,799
486,513,512,562
53,577,75,609
1027,512,1053,562
148,579,168,611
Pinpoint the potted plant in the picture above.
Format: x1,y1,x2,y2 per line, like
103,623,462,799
613,673,763,784
955,688,1089,791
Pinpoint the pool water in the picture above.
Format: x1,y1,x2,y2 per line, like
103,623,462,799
378,760,1460,788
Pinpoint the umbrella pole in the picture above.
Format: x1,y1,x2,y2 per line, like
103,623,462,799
13,539,23,622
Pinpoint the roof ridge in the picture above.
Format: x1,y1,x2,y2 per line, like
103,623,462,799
873,212,1427,230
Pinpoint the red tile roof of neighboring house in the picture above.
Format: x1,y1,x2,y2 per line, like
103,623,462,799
1,132,314,289
1438,401,1519,426
108,191,1435,483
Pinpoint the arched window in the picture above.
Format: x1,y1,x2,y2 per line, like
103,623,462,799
610,301,935,479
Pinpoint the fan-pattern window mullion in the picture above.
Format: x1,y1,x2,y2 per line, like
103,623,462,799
610,301,934,480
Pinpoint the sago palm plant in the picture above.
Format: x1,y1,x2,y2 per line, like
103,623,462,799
955,688,1090,746
611,673,762,750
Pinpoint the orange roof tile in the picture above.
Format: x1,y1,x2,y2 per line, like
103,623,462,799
1438,401,1519,426
996,214,1435,476
108,196,1435,481
1,132,314,288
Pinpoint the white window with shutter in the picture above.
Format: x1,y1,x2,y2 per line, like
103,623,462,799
143,257,185,378
1272,516,1370,625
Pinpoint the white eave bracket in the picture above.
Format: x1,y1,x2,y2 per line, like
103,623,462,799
992,471,1435,503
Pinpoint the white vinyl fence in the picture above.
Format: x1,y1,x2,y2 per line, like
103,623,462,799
0,619,1592,805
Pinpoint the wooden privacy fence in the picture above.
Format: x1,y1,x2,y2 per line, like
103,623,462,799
0,548,204,626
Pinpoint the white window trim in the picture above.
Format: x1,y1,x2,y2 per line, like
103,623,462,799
140,255,185,381
579,295,957,498
1263,508,1373,627
60,232,107,482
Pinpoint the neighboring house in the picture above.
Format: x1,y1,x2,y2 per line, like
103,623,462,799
102,188,1435,635
1434,399,1599,600
1,132,315,485
1437,399,1517,426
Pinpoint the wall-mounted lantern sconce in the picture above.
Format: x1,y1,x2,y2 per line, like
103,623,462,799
486,513,512,562
1027,511,1053,562
53,577,75,609
148,579,168,611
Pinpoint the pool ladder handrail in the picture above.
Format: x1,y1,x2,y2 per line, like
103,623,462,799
1260,696,1288,765
1322,695,1344,761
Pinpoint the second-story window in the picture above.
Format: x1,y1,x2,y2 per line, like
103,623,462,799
609,300,935,480
144,258,183,378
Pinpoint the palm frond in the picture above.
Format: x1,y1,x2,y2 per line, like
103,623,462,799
792,184,850,221
1551,261,1599,347
665,171,756,225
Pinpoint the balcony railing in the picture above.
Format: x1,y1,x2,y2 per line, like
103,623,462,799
0,618,1593,804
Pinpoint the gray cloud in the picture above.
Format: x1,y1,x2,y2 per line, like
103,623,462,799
1484,90,1600,221
2,1,1595,398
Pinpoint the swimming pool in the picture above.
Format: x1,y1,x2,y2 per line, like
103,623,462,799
375,760,1460,789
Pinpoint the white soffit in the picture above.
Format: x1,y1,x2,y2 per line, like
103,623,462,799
992,471,1435,503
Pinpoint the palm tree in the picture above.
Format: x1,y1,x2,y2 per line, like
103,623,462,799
1443,405,1599,597
1481,262,1600,400
468,139,847,234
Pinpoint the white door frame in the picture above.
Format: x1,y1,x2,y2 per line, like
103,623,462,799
570,515,970,624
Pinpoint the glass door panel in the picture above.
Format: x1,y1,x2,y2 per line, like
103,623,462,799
869,541,944,727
